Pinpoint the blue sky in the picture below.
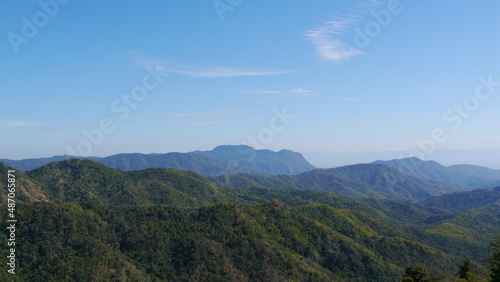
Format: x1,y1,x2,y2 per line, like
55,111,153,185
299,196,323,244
2,0,500,166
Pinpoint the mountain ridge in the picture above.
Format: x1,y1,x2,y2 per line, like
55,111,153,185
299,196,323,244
0,145,316,176
373,157,500,188
25,159,227,206
210,163,461,202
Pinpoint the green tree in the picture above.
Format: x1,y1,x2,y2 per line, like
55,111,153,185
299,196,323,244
490,235,500,282
404,266,430,282
458,258,473,280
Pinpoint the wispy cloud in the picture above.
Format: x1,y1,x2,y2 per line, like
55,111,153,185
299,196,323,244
129,54,293,78
305,17,365,63
241,87,356,101
481,136,500,140
360,0,383,11
292,88,313,94
191,121,222,127
239,90,286,94
129,54,166,69
168,110,237,118
0,120,45,128
466,136,500,142
165,65,293,78
304,0,384,63
240,88,315,96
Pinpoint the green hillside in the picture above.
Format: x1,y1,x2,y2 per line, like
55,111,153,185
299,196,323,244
0,159,498,281
1,201,492,281
419,186,500,213
26,159,227,206
211,163,459,202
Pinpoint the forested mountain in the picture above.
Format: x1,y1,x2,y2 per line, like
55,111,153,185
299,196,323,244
0,200,496,281
0,145,315,176
89,152,244,175
373,157,500,189
418,186,500,213
25,159,227,206
1,159,499,281
0,162,47,203
5,149,500,191
211,163,459,202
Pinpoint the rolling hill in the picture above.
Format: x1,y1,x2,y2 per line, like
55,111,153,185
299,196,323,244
25,159,227,206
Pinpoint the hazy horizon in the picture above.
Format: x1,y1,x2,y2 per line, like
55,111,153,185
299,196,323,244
3,145,500,171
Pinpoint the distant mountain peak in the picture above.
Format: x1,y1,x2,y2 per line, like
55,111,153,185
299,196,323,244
277,149,295,155
192,145,315,175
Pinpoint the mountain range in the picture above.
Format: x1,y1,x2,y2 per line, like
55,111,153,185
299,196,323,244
0,158,499,281
4,145,500,191
210,163,462,202
0,145,315,176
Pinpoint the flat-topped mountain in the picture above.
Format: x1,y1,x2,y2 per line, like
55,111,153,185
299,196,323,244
191,145,316,175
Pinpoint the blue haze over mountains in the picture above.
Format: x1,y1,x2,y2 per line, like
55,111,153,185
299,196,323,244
2,145,500,202
0,145,315,176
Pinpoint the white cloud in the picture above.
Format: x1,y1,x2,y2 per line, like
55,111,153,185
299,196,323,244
239,90,285,94
329,95,358,101
469,136,500,142
191,121,222,127
289,88,316,97
126,52,168,71
241,88,315,96
165,65,293,78
359,0,383,11
0,120,45,128
304,0,384,63
305,17,365,63
241,88,356,100
168,110,236,118
129,53,293,78
292,88,312,93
